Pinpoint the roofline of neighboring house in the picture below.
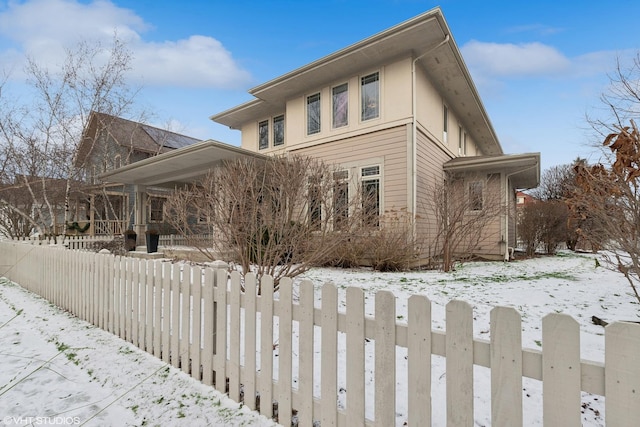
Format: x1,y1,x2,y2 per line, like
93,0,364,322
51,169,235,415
209,7,502,155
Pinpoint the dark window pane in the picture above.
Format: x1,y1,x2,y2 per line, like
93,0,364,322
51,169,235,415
259,120,269,149
273,115,284,146
307,93,321,135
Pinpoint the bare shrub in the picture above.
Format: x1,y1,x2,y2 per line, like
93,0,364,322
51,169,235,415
423,173,505,271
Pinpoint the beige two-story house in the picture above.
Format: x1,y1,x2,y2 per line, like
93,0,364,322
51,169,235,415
210,7,539,260
102,7,539,260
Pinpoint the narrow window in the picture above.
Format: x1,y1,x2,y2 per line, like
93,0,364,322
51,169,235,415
308,176,322,230
361,72,379,121
332,83,348,128
273,115,285,146
307,93,321,135
333,170,349,230
469,181,483,211
114,154,121,169
458,126,464,155
258,120,269,149
443,104,448,143
361,165,380,226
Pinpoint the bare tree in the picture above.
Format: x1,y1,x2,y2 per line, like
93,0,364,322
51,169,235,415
0,35,137,237
568,53,640,304
164,155,375,290
423,173,505,272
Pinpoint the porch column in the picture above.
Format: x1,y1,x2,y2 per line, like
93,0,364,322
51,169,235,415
133,184,147,247
89,194,95,236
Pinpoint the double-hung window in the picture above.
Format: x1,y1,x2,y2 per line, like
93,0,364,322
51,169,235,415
361,72,379,121
332,83,348,128
149,196,165,222
307,93,321,135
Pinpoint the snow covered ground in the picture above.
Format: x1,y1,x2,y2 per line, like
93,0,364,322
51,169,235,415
0,277,277,427
1,250,638,426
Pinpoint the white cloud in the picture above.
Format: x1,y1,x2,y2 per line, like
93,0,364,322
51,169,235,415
133,36,251,88
461,40,571,78
0,0,251,88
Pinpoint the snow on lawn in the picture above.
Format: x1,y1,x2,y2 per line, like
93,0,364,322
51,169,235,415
0,278,277,427
1,250,638,426
295,250,639,426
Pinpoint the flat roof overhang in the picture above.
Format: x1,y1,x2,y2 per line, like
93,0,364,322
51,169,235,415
99,140,267,188
444,153,541,190
210,7,502,156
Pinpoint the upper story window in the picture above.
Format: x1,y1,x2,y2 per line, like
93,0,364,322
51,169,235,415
307,93,321,135
361,72,379,121
332,83,348,128
114,154,121,170
258,120,269,150
273,115,285,146
459,126,467,156
443,104,449,143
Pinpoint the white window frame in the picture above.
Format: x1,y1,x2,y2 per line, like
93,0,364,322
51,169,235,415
332,83,349,128
307,92,321,135
258,120,269,150
459,127,467,156
443,104,448,144
360,71,380,121
273,115,285,146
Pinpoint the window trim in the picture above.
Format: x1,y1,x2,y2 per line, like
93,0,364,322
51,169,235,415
360,71,380,121
148,195,166,223
332,82,349,129
258,120,269,150
360,164,381,227
443,104,448,144
306,92,321,135
468,180,483,211
273,115,285,146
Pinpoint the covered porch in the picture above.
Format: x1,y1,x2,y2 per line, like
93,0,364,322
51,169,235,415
443,152,540,260
99,139,266,248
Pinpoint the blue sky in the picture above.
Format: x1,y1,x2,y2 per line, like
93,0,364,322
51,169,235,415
1,0,639,172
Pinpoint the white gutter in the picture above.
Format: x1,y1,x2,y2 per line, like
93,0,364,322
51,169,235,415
411,33,450,222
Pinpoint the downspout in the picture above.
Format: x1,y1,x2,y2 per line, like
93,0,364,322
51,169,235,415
503,165,537,261
411,34,450,223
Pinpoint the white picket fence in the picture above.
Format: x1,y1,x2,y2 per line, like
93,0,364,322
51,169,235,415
1,241,639,426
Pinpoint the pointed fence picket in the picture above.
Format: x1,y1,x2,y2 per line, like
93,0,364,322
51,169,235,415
2,240,640,426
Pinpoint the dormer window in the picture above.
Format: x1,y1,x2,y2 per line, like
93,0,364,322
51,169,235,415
361,72,379,121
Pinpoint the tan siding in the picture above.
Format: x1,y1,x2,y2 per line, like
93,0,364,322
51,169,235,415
414,129,451,254
290,125,409,212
